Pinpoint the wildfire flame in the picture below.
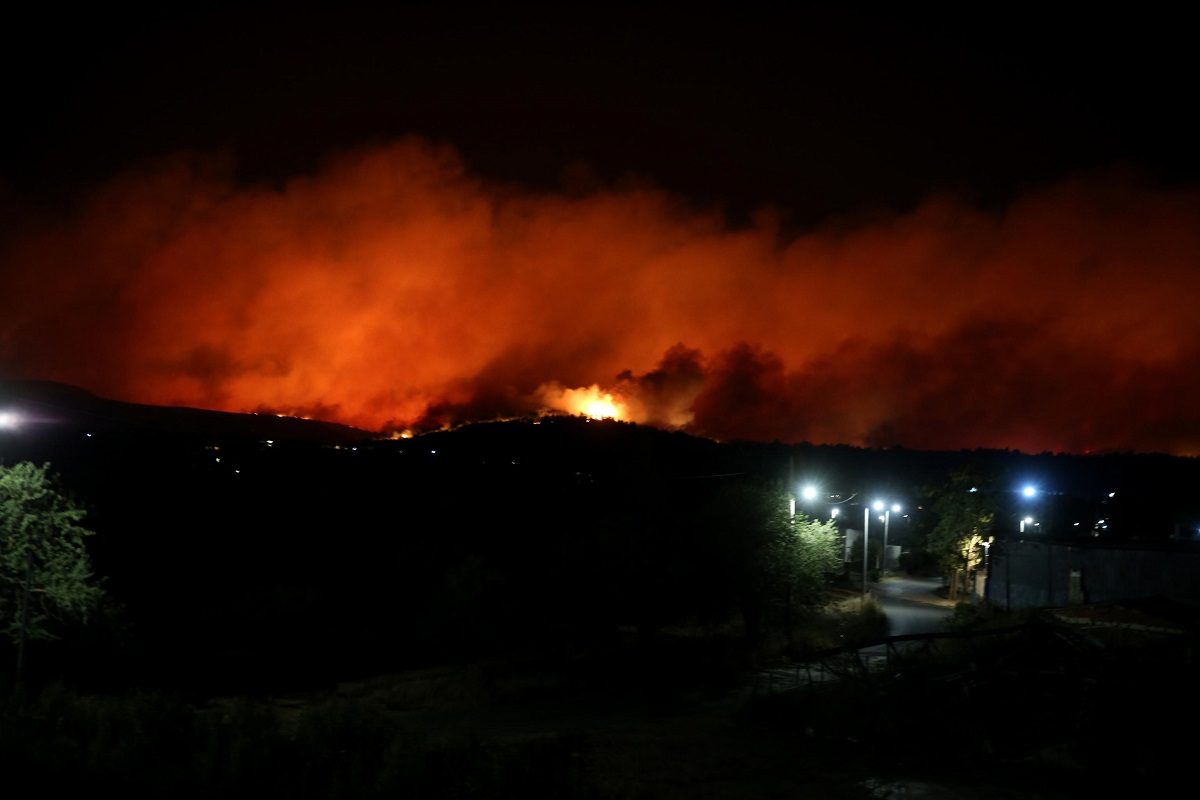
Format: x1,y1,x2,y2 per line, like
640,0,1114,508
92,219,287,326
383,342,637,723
584,397,619,420
538,383,625,421
3,139,1200,453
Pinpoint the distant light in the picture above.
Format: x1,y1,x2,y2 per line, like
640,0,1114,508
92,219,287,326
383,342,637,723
801,485,817,501
0,410,18,428
969,487,978,493
1022,486,1036,498
1108,492,1116,498
891,503,901,513
831,508,839,518
873,500,884,511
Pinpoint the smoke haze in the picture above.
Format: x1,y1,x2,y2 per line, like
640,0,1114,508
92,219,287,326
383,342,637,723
3,139,1199,454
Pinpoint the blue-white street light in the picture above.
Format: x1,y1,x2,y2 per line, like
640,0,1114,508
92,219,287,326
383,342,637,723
1019,485,1040,534
880,502,902,572
862,505,871,602
799,484,851,520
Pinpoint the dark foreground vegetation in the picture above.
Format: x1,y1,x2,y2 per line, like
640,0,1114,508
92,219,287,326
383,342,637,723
3,398,860,699
3,603,1197,798
3,382,1200,796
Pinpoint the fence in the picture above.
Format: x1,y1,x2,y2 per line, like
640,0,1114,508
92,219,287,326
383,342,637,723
750,624,1029,697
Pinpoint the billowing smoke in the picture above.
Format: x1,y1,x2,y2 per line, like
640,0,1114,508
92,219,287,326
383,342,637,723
2,139,1199,454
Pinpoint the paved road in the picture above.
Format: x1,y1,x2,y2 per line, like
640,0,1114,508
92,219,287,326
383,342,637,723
754,576,957,691
844,576,957,673
873,575,955,637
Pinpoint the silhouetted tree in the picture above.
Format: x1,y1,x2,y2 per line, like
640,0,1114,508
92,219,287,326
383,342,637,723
699,482,840,640
0,461,105,687
923,467,998,600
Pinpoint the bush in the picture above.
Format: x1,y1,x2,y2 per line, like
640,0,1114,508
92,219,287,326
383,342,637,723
943,601,982,632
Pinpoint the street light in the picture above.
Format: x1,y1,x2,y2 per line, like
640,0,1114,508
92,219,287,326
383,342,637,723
799,484,849,520
862,500,895,599
1018,485,1039,534
860,497,899,601
880,502,901,573
862,505,871,602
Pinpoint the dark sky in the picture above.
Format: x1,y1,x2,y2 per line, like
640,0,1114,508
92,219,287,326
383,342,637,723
3,6,1199,454
6,7,1194,216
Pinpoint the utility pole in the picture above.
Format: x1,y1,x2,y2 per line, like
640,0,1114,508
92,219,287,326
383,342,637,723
861,506,870,606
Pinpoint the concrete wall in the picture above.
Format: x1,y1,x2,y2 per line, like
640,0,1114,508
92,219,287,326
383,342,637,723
985,538,1200,610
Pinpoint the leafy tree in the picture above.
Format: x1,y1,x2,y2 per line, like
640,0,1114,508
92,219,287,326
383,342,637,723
0,461,105,686
699,482,841,640
783,513,843,604
923,467,997,601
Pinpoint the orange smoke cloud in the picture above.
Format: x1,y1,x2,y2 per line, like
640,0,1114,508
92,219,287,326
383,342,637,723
2,140,1199,454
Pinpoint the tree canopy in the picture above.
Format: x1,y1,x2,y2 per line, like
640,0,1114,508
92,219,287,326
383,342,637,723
0,461,105,681
923,467,998,599
696,481,842,637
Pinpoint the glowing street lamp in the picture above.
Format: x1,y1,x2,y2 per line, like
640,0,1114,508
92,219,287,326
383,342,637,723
1019,485,1040,535
800,484,853,521
879,502,902,573
862,505,872,602
862,499,899,597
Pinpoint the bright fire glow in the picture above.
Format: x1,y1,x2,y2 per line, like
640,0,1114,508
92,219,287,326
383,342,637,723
584,398,618,420
540,384,624,421
4,140,1200,454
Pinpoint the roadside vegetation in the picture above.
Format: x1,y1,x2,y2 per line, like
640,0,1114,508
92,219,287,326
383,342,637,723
4,420,1196,796
0,596,892,799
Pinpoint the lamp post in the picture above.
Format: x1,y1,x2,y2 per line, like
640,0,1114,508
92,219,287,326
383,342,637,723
880,502,901,574
1019,485,1038,535
862,500,897,597
800,484,848,521
862,505,871,602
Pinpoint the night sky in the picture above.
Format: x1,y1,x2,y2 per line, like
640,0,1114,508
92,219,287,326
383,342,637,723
2,6,1198,454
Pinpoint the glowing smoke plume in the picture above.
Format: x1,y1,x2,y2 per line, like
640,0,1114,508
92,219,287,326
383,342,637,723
2,139,1200,454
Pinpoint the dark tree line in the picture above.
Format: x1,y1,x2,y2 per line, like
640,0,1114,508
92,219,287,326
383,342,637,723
3,417,844,696
9,406,1195,696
